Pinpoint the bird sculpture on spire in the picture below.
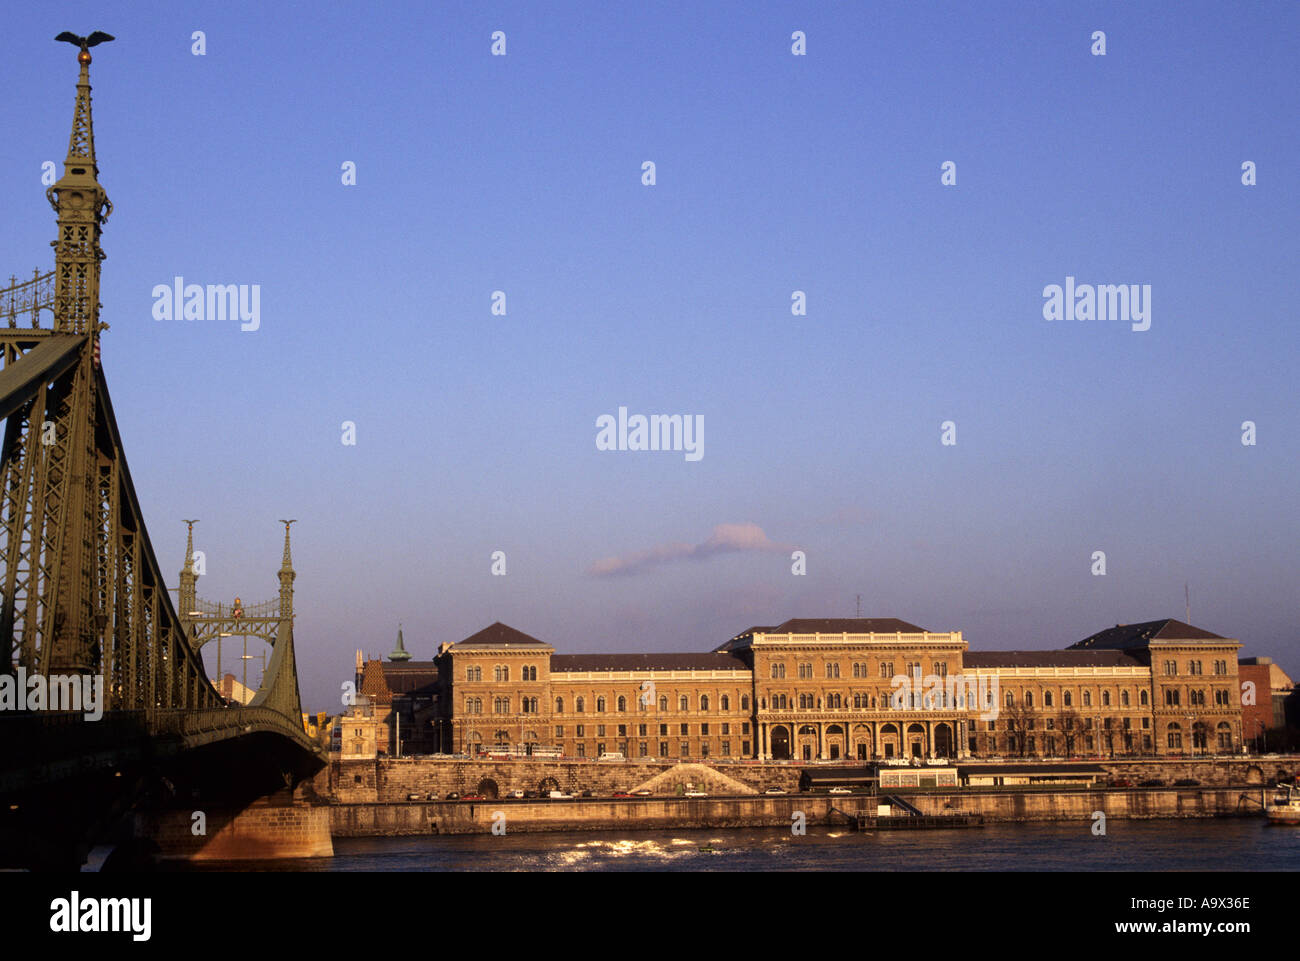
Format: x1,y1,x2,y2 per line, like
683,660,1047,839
54,31,115,51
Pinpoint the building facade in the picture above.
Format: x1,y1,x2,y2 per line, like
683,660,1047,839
357,616,1252,761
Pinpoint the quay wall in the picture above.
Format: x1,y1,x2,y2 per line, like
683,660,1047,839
318,755,1292,805
329,786,1267,837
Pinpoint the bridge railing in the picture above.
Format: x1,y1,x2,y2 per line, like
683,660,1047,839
0,269,54,328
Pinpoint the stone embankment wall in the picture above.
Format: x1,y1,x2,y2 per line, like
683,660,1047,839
330,787,1266,837
319,757,803,803
318,755,1289,805
316,755,1292,837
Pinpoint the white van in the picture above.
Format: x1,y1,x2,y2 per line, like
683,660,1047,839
597,752,625,761
548,790,572,799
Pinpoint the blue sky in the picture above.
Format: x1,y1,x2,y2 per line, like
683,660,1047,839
2,1,1297,712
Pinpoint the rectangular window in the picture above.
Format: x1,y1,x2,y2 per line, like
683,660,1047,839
722,741,731,756
659,741,668,757
742,740,750,755
701,723,710,736
618,724,627,737
742,723,750,734
597,743,605,755
638,724,647,736
721,723,730,735
576,724,584,737
555,726,563,738
701,742,710,757
638,742,648,757
659,724,668,736
576,743,585,757
680,741,689,756
597,724,606,737
680,723,689,736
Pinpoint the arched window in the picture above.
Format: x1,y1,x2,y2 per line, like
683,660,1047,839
596,696,607,713
700,695,709,712
741,695,750,711
1044,691,1053,707
1064,691,1072,707
576,697,585,713
1025,691,1034,707
679,695,689,711
555,697,564,713
720,695,729,711
1102,691,1111,707
771,663,785,680
1140,690,1149,706
1005,691,1014,707
658,695,668,711
1121,691,1130,707
617,695,627,712
1083,691,1092,707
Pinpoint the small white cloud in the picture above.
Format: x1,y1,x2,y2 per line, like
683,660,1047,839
588,522,791,577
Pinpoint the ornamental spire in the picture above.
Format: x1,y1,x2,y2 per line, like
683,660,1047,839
389,624,411,662
178,519,199,618
278,520,297,619
47,32,115,335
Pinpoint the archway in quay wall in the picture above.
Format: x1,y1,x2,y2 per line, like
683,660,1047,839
476,778,499,799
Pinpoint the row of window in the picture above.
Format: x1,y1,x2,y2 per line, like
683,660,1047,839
556,694,750,713
470,688,1236,716
985,716,1151,731
976,721,1235,753
769,660,950,680
465,694,755,715
553,722,751,738
1163,659,1231,676
467,658,1232,684
464,665,542,682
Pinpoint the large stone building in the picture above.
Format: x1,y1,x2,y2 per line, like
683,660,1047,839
353,616,1254,762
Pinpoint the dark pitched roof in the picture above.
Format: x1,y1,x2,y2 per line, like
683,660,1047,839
964,650,1146,669
380,661,439,695
767,617,929,635
1069,618,1226,651
550,652,750,672
713,626,776,652
451,622,552,649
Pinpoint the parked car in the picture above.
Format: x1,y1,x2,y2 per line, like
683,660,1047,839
612,791,633,798
632,789,652,796
407,793,422,801
1108,778,1134,788
1173,778,1201,787
461,794,484,801
426,792,439,800
829,787,853,795
445,792,460,800
507,789,525,799
684,790,707,798
598,752,626,761
1138,779,1164,787
548,790,573,799
763,787,788,795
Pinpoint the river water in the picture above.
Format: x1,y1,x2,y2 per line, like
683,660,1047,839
170,818,1299,871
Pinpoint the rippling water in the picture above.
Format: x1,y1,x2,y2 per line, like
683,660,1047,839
172,819,1300,871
